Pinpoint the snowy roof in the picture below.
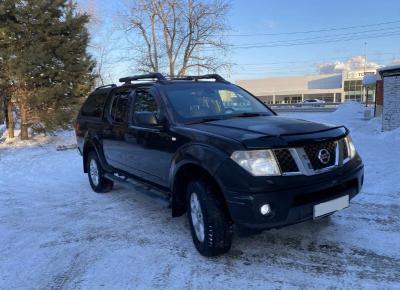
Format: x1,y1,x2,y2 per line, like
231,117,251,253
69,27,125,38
378,65,400,77
362,73,377,86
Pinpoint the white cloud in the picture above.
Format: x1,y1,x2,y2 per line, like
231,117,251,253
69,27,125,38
392,58,400,65
317,56,382,74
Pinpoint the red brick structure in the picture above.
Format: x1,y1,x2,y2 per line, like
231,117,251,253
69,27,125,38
375,80,383,106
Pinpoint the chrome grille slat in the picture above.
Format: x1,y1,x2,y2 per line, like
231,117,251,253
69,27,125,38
273,138,346,176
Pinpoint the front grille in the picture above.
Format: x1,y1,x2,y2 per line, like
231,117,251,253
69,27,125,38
272,137,347,176
304,141,337,170
274,149,299,173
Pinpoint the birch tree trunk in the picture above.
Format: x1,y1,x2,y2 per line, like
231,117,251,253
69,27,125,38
7,99,14,139
19,96,29,140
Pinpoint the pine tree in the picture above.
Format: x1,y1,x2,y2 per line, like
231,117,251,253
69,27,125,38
0,0,95,139
0,0,18,138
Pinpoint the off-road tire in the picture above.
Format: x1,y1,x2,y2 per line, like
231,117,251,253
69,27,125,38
87,151,113,193
186,178,233,256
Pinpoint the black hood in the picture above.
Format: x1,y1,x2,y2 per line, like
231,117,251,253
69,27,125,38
186,115,346,148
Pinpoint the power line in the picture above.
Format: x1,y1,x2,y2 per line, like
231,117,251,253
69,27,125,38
225,31,400,49
220,20,400,37
202,29,400,51
234,52,400,66
230,57,398,74
232,69,316,76
231,26,400,47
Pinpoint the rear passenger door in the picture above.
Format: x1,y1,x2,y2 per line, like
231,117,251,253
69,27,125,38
102,89,133,171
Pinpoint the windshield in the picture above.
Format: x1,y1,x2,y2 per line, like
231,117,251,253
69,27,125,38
164,83,274,123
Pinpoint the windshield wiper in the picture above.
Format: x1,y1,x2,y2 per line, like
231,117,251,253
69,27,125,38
185,113,267,124
185,117,224,124
226,112,267,118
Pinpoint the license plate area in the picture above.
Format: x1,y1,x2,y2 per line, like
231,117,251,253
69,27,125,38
313,195,349,218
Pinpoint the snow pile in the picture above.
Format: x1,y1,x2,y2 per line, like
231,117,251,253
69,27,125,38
0,123,5,135
379,125,400,141
0,124,6,143
289,101,385,136
331,101,364,118
0,129,76,149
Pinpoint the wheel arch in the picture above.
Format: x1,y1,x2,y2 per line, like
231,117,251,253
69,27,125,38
170,152,231,220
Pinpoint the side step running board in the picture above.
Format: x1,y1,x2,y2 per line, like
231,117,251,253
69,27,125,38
104,173,171,206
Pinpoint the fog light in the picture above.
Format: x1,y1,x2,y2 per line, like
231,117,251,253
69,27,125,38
260,204,271,215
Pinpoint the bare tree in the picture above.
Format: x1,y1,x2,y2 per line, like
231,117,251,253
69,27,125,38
89,27,118,86
122,0,231,77
84,1,111,86
83,0,131,86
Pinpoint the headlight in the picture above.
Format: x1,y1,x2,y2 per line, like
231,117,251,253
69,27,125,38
345,135,357,159
231,150,281,176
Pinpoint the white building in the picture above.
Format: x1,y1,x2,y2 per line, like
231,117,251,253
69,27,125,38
236,68,377,104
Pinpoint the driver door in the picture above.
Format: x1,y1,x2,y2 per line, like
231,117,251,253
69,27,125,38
123,88,177,187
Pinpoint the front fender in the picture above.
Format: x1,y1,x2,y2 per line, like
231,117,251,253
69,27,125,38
168,143,233,217
168,143,229,191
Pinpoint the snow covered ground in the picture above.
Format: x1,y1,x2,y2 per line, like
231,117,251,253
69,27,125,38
0,103,399,289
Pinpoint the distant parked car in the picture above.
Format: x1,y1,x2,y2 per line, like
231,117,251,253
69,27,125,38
301,99,326,107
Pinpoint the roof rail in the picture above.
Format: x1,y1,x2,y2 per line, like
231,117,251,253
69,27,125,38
173,74,230,83
119,73,167,84
95,84,116,90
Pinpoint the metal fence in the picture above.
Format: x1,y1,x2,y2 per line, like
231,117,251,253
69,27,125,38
268,102,340,112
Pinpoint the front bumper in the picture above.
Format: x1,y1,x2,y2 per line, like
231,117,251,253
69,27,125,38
216,157,364,230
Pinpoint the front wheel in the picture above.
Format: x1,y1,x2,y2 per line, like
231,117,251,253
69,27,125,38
87,151,113,193
187,178,233,256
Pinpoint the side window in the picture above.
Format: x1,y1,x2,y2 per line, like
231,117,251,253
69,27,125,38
114,94,129,123
133,90,159,114
81,92,108,118
110,95,118,121
110,91,131,123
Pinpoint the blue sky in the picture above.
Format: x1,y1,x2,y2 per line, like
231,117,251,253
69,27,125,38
79,0,400,82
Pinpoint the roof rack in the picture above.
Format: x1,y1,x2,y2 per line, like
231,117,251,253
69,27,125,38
119,73,167,84
118,72,229,85
172,74,230,83
95,84,116,90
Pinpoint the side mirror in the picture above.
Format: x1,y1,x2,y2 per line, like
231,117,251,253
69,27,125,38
134,112,159,126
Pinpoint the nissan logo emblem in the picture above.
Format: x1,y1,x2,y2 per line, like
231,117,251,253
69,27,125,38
318,149,330,164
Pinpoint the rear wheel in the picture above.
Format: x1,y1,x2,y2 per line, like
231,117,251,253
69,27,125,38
87,151,113,193
186,178,233,256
